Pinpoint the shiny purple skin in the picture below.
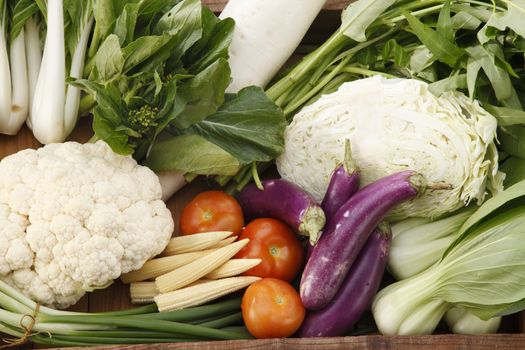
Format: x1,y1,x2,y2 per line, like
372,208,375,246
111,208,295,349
300,170,423,310
297,226,391,338
321,163,360,222
306,163,360,260
236,179,326,242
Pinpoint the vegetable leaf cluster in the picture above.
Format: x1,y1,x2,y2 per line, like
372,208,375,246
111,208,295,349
75,0,286,176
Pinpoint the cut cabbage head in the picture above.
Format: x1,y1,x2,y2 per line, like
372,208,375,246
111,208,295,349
277,76,504,220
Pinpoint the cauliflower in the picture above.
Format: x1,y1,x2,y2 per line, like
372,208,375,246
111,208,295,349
277,76,504,220
0,141,174,308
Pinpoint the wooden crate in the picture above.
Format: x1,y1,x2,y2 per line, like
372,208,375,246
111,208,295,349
2,0,524,348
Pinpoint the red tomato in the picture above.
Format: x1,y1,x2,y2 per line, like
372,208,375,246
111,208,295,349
235,218,304,282
180,191,244,235
242,278,305,339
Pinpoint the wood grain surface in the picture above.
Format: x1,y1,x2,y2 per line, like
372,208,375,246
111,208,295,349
52,334,525,350
1,0,524,348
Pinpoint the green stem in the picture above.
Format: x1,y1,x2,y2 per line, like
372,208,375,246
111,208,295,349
251,162,264,190
283,55,352,116
130,298,241,322
79,94,96,116
336,66,398,78
197,312,243,329
38,314,251,340
267,32,348,101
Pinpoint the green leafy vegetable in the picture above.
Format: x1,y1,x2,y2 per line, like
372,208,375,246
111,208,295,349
266,0,525,162
75,0,285,185
373,181,525,335
183,86,286,164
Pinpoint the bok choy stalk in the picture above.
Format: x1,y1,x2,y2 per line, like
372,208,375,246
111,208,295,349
388,207,501,334
31,0,93,144
24,14,42,127
372,179,525,335
0,0,39,135
388,208,475,280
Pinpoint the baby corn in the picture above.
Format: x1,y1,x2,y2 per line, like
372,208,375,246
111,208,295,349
121,250,216,283
130,282,159,304
155,239,249,293
155,277,260,312
162,231,233,255
204,259,261,280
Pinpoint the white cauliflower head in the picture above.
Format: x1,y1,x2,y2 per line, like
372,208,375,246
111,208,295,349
0,141,174,308
277,76,504,220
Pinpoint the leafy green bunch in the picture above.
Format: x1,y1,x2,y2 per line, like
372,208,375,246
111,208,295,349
75,0,286,179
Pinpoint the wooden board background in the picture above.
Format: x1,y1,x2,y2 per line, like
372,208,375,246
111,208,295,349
0,0,524,348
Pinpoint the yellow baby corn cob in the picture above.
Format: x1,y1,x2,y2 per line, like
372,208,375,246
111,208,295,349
121,250,217,283
162,231,233,255
130,282,159,304
204,259,261,280
154,276,260,312
211,236,238,248
155,239,249,293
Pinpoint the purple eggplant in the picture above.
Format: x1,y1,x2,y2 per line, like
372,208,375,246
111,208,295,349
307,142,360,259
297,225,391,337
237,179,325,243
300,170,423,310
321,140,360,221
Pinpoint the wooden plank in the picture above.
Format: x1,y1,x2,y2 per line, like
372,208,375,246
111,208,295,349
51,334,525,350
202,0,351,12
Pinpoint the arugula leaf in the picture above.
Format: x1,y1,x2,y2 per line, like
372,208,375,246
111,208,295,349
451,11,481,31
184,87,286,165
483,104,525,127
144,134,240,175
498,126,525,160
409,46,435,73
341,0,395,42
382,39,409,67
484,0,525,40
429,73,467,95
437,0,453,42
465,45,519,106
404,10,465,67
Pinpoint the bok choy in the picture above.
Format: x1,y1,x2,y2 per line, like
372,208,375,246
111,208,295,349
31,0,93,144
0,0,39,135
373,179,525,335
388,207,501,334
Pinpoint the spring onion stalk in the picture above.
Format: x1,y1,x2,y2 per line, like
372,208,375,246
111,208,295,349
0,277,247,346
31,0,93,144
372,204,525,335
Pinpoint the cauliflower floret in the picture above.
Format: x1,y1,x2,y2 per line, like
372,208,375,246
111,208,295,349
0,141,174,309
